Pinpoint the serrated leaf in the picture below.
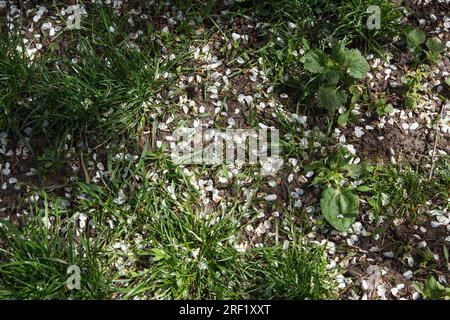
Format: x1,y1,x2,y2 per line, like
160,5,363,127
345,49,370,79
406,29,426,48
331,41,346,65
302,49,327,74
323,70,342,86
426,37,443,53
320,187,359,232
316,87,347,111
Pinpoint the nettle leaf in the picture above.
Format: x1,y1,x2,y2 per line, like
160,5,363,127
320,187,359,232
345,49,370,79
323,70,342,86
302,49,327,74
331,41,346,65
316,87,347,111
406,29,426,48
425,37,443,53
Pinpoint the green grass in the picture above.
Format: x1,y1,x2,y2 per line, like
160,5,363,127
1,4,189,147
0,0,447,300
0,152,336,299
248,244,334,299
367,158,450,221
0,195,108,299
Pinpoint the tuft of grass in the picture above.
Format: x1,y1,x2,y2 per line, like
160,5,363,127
248,244,335,299
367,161,449,221
0,195,108,299
0,4,187,147
0,31,35,136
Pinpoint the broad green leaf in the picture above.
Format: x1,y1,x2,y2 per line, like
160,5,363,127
446,77,450,86
320,187,359,232
342,163,364,179
316,87,347,111
426,37,443,53
406,29,426,48
301,49,327,74
331,41,346,65
356,185,371,192
323,70,342,86
345,49,370,79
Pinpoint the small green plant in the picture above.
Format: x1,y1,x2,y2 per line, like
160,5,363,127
413,276,450,300
307,147,372,232
425,37,444,62
401,69,427,109
370,95,394,116
37,147,62,171
301,42,369,115
405,28,444,63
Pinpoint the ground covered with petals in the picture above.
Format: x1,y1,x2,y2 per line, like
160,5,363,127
0,0,449,300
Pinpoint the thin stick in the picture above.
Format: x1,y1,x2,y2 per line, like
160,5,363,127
80,152,91,184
